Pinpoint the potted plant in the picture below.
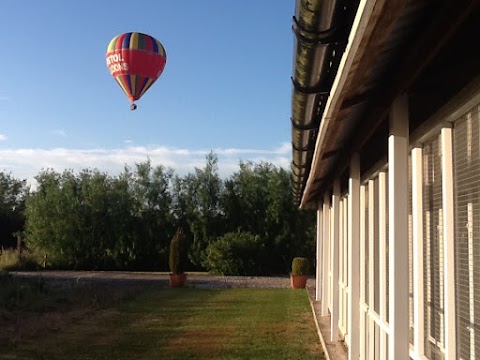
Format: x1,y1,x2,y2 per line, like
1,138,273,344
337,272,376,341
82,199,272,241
290,257,309,289
169,227,187,287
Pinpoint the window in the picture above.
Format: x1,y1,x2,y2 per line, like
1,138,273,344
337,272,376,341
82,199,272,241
423,135,445,359
453,104,480,359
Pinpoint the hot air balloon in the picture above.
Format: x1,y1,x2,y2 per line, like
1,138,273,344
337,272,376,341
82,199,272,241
106,32,166,110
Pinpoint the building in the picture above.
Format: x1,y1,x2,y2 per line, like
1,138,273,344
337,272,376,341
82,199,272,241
290,0,480,359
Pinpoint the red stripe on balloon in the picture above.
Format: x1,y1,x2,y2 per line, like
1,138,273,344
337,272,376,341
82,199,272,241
144,33,153,52
115,34,125,51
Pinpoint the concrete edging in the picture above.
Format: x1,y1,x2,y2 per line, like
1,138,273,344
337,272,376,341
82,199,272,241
307,289,331,360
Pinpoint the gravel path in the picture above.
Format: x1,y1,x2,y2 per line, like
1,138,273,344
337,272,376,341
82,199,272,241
13,271,315,289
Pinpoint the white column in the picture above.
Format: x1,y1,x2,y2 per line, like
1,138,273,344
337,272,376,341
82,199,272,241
388,94,410,359
322,194,331,315
368,179,375,360
344,197,349,342
348,154,361,360
412,147,424,356
360,184,366,360
467,114,475,359
468,202,475,359
378,171,388,359
331,179,341,341
330,202,334,312
316,202,324,301
441,127,456,359
339,197,344,332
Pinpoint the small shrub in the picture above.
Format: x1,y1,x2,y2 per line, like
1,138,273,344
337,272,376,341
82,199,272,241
169,228,187,274
291,257,309,276
206,232,261,276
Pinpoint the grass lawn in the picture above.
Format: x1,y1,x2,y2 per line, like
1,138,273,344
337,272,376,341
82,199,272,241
2,286,324,360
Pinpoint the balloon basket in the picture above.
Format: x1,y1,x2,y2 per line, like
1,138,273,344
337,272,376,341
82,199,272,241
130,103,137,111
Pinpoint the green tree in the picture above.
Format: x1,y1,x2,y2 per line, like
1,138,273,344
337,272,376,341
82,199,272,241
221,162,315,274
25,169,139,269
0,172,28,249
131,160,175,270
105,169,139,269
186,152,224,269
25,170,76,267
22,155,315,275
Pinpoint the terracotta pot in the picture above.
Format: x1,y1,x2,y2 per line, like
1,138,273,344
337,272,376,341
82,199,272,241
290,274,307,289
169,273,187,288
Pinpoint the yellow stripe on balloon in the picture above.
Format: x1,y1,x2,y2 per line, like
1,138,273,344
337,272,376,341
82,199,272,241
156,39,166,57
130,75,137,98
107,35,119,52
130,32,139,51
139,78,154,99
115,77,129,97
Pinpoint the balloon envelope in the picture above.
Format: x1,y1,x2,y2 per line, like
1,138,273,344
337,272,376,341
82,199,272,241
106,32,166,104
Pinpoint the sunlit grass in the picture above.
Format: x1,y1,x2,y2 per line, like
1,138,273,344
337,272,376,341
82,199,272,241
3,287,324,360
0,248,43,271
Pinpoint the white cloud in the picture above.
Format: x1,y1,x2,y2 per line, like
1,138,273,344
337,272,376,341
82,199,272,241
124,140,133,144
0,134,6,141
211,142,290,156
0,143,292,186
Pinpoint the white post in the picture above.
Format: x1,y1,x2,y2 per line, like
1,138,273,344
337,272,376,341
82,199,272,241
441,127,456,359
360,185,368,360
330,201,334,312
360,184,366,360
339,197,344,332
322,194,331,315
378,171,388,360
466,114,475,359
412,147,425,356
368,179,375,359
344,197,349,343
348,154,361,360
388,94,410,359
316,202,324,301
331,179,341,341
468,202,475,359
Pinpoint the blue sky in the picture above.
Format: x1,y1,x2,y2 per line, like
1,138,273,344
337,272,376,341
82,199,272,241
0,1,294,183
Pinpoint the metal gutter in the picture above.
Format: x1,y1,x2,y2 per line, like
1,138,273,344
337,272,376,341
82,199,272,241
299,0,378,208
290,0,359,205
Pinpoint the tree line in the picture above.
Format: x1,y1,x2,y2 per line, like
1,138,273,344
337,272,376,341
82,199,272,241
0,153,315,275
